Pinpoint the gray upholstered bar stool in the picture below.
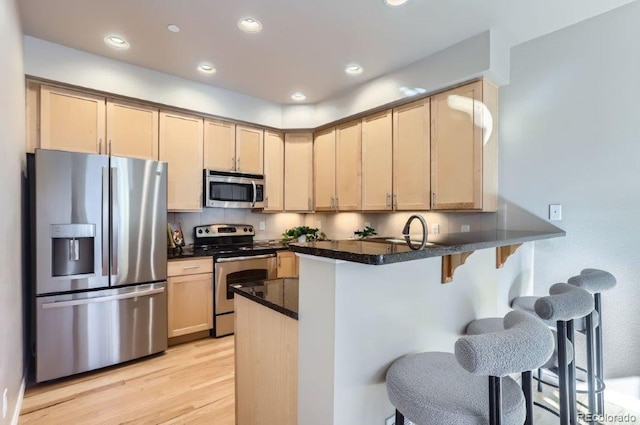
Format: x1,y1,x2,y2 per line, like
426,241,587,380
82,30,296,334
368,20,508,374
568,269,617,417
466,283,594,425
386,311,554,425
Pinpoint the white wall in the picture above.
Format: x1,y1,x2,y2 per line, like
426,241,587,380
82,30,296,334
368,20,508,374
23,36,283,128
500,0,640,378
0,0,26,423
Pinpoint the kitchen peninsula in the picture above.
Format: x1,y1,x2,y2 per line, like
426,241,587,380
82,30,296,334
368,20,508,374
284,228,565,425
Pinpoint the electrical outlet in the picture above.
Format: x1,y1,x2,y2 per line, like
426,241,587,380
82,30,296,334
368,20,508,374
2,388,7,419
259,221,266,231
549,204,562,221
431,223,440,234
316,220,322,229
461,224,470,232
364,222,371,228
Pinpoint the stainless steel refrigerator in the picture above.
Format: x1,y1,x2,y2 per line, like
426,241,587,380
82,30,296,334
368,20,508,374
30,149,168,382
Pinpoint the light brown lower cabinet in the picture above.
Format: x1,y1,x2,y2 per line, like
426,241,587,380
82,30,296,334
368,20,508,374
235,295,298,425
277,250,299,278
167,258,213,338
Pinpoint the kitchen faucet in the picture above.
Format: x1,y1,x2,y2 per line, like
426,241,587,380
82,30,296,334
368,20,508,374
402,214,428,250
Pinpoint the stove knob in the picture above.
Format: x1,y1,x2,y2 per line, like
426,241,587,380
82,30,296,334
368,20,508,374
205,228,210,233
197,229,203,234
244,227,248,232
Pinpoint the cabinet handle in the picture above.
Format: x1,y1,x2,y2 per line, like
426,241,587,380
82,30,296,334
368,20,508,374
98,138,103,155
265,196,269,208
386,193,391,208
183,265,201,270
432,192,435,206
108,139,112,156
237,157,241,171
335,197,339,210
393,194,398,209
278,257,281,267
308,197,312,211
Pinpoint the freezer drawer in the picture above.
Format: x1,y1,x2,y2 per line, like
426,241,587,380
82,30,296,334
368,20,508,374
35,283,167,382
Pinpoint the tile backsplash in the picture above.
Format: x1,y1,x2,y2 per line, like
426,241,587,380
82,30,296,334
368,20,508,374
169,208,498,245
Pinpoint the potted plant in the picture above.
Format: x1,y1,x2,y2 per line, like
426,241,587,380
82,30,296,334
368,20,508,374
354,226,377,239
282,226,322,243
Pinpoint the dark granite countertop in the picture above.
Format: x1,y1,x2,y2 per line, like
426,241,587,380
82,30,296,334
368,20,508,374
288,229,565,265
167,240,290,260
231,278,299,320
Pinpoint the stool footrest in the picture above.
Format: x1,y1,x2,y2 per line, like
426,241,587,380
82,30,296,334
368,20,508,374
533,401,561,418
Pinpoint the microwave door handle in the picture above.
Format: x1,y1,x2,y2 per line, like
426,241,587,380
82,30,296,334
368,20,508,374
251,180,257,207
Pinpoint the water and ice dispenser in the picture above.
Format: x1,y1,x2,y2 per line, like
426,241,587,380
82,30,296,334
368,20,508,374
50,224,96,277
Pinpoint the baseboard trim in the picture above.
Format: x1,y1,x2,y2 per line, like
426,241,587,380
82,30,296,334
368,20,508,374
10,378,25,425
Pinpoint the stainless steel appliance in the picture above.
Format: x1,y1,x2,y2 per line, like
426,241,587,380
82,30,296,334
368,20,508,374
203,170,265,208
193,224,277,337
29,149,168,382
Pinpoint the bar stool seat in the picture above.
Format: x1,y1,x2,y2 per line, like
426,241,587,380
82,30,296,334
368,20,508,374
512,295,599,331
386,352,525,425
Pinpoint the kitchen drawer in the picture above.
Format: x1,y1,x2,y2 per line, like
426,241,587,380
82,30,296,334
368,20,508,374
168,257,213,277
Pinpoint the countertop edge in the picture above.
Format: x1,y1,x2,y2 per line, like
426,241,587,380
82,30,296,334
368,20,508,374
232,285,299,320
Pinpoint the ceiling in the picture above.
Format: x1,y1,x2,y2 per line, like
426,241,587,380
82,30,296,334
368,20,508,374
19,0,636,105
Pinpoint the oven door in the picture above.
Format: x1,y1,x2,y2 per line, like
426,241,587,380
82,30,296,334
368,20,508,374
214,254,276,335
205,173,265,208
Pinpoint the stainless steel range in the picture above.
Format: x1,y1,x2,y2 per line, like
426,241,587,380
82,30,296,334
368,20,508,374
193,224,278,337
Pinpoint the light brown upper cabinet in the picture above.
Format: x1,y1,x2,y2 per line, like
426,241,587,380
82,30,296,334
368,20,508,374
335,120,362,211
39,85,106,154
284,133,313,212
203,119,236,171
362,110,393,211
431,80,498,211
236,125,264,174
106,99,159,160
263,131,284,212
203,121,263,175
313,128,336,211
159,111,204,211
393,98,431,211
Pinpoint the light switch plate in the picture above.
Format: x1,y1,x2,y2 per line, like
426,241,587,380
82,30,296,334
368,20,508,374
549,204,562,221
259,221,266,231
461,224,470,232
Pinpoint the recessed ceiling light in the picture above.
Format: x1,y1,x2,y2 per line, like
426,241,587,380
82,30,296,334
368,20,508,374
384,0,409,6
291,92,306,101
238,17,263,33
167,24,180,33
104,35,130,50
345,64,363,75
198,63,216,74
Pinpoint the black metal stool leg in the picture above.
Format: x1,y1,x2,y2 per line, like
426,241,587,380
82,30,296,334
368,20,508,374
395,409,404,425
594,293,605,415
537,368,543,392
586,311,597,424
489,376,503,425
557,321,570,425
522,371,534,425
567,320,577,425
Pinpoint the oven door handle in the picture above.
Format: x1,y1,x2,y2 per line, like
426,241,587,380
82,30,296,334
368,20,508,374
251,180,257,208
216,253,276,263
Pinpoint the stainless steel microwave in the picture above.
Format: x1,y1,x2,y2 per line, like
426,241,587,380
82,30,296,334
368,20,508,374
203,170,265,208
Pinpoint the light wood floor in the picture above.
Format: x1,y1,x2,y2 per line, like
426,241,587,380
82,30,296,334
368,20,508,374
20,337,235,425
19,336,639,424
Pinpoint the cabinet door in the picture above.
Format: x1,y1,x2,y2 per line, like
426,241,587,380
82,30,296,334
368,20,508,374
277,251,299,278
335,120,362,211
26,81,40,154
204,119,236,172
313,128,336,211
167,273,213,337
362,110,393,211
40,85,105,154
106,99,159,160
284,133,313,212
159,111,204,211
264,131,284,212
431,81,482,210
393,98,431,210
236,125,264,174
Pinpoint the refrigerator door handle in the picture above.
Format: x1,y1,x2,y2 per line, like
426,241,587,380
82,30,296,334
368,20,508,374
102,167,110,276
41,287,165,309
111,167,119,275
